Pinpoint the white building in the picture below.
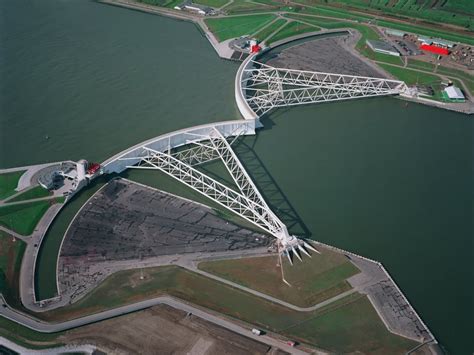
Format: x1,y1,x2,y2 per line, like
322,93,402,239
366,40,400,56
444,86,465,101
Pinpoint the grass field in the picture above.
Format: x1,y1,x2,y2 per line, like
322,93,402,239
34,265,416,352
0,231,25,308
194,0,229,7
435,66,474,96
360,46,404,65
284,14,380,49
0,316,64,350
224,1,274,14
0,171,24,200
378,63,441,86
375,19,474,46
407,59,436,72
293,0,473,29
7,186,51,203
268,21,319,44
0,200,57,236
254,19,287,42
199,247,359,307
205,14,276,41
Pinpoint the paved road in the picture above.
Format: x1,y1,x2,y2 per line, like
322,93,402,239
0,296,312,355
19,203,65,311
0,336,96,355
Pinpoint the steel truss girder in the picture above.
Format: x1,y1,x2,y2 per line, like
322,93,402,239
126,134,288,240
243,61,407,115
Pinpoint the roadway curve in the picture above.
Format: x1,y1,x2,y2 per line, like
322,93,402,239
0,296,310,355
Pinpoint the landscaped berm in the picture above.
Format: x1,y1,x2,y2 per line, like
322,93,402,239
28,263,416,353
199,246,359,307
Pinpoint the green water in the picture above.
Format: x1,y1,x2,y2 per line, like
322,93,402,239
1,1,472,353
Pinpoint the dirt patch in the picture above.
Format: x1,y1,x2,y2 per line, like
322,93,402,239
59,304,271,355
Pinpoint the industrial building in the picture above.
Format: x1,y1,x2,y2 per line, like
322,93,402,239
384,29,406,38
366,40,400,56
443,86,465,102
418,36,455,48
174,1,214,15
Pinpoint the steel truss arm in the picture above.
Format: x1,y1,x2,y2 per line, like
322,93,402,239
243,61,407,115
127,146,286,239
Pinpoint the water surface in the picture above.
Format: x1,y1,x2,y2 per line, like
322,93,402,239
1,1,472,353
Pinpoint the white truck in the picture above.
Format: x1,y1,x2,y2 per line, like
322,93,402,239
251,328,262,336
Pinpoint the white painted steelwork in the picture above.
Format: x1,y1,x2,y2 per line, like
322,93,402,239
242,61,408,116
121,127,294,243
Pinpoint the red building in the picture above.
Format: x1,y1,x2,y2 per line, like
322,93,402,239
420,44,450,56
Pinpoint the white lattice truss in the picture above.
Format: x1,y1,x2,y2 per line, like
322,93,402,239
243,61,408,116
119,127,317,262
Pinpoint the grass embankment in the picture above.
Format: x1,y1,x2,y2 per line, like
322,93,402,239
0,171,24,200
313,0,474,30
406,59,474,96
199,247,359,307
224,0,274,14
205,14,276,41
378,63,441,86
35,265,416,353
0,231,25,308
7,186,51,203
254,19,287,42
0,317,64,350
290,1,474,45
0,200,61,236
268,21,319,44
193,0,229,7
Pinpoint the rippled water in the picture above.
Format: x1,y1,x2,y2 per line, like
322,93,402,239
1,1,472,353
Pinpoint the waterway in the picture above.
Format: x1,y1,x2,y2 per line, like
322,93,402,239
1,1,472,353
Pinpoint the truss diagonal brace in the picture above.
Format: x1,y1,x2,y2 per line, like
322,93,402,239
128,147,287,239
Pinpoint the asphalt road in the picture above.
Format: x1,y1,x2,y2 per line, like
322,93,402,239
0,296,312,355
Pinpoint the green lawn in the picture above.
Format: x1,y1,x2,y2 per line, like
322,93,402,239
254,19,287,42
407,59,436,72
285,296,416,353
0,171,25,200
0,200,56,236
0,231,25,308
194,0,229,7
359,46,404,66
284,14,380,49
35,265,416,353
199,247,360,307
268,21,319,44
319,0,474,30
378,63,442,86
434,66,474,96
375,19,474,46
224,1,274,14
283,13,344,28
0,316,64,350
205,14,276,41
7,186,51,203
